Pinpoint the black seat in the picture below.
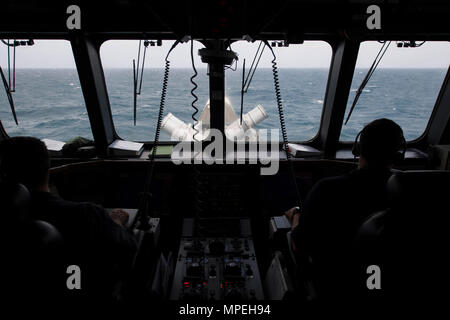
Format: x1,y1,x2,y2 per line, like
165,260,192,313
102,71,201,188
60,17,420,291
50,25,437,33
1,181,65,303
355,170,450,304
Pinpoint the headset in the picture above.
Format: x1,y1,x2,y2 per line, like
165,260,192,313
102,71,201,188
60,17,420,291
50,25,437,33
352,119,407,163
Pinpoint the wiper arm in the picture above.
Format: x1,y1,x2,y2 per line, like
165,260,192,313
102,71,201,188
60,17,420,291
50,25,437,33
345,41,391,125
0,66,18,125
243,41,265,93
133,40,150,126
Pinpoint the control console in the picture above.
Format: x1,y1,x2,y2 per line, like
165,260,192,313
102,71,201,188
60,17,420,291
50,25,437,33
170,218,264,300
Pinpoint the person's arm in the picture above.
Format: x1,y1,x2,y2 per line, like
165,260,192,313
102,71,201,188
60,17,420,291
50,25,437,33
285,206,301,229
284,206,301,252
288,180,326,255
84,204,137,265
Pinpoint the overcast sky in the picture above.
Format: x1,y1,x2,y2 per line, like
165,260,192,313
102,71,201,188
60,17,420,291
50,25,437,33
1,40,449,69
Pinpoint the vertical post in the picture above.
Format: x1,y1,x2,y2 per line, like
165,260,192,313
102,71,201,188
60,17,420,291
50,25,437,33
70,35,116,156
208,63,226,134
318,40,360,157
199,42,237,136
426,66,450,145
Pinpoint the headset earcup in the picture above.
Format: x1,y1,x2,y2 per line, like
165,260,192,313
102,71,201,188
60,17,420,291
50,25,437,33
352,142,360,157
394,149,406,163
352,130,362,157
393,136,407,163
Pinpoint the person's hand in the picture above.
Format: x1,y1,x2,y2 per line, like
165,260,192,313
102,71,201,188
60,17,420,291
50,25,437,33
284,207,300,223
109,209,129,226
285,207,301,229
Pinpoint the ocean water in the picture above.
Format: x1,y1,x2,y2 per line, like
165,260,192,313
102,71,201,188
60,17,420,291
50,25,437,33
0,68,446,142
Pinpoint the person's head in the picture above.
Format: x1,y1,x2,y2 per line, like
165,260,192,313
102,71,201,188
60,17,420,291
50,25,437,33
0,137,50,191
352,118,405,169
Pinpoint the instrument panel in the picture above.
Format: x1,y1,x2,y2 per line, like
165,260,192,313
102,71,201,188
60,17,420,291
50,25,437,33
170,218,264,300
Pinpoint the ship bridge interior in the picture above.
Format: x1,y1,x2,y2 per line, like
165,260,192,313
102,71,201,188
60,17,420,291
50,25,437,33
1,0,450,306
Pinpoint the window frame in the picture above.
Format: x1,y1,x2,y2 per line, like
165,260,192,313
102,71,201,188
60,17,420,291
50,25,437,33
338,40,450,144
0,38,94,142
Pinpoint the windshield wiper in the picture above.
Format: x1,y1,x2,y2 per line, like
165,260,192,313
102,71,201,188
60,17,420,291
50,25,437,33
133,40,150,126
345,41,391,125
0,66,18,125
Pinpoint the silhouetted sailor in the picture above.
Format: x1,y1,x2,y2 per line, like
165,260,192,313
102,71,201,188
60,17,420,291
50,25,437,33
0,136,137,300
285,118,406,300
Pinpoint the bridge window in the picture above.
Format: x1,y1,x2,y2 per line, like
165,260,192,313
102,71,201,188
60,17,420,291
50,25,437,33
101,40,208,142
100,40,331,142
225,41,331,142
340,41,450,141
0,40,91,141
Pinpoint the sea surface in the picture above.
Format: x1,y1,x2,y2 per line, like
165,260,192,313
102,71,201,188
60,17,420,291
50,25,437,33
0,68,447,142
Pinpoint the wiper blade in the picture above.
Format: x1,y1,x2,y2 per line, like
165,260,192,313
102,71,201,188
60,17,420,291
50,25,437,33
345,41,391,125
243,41,265,93
133,40,150,126
0,66,18,125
